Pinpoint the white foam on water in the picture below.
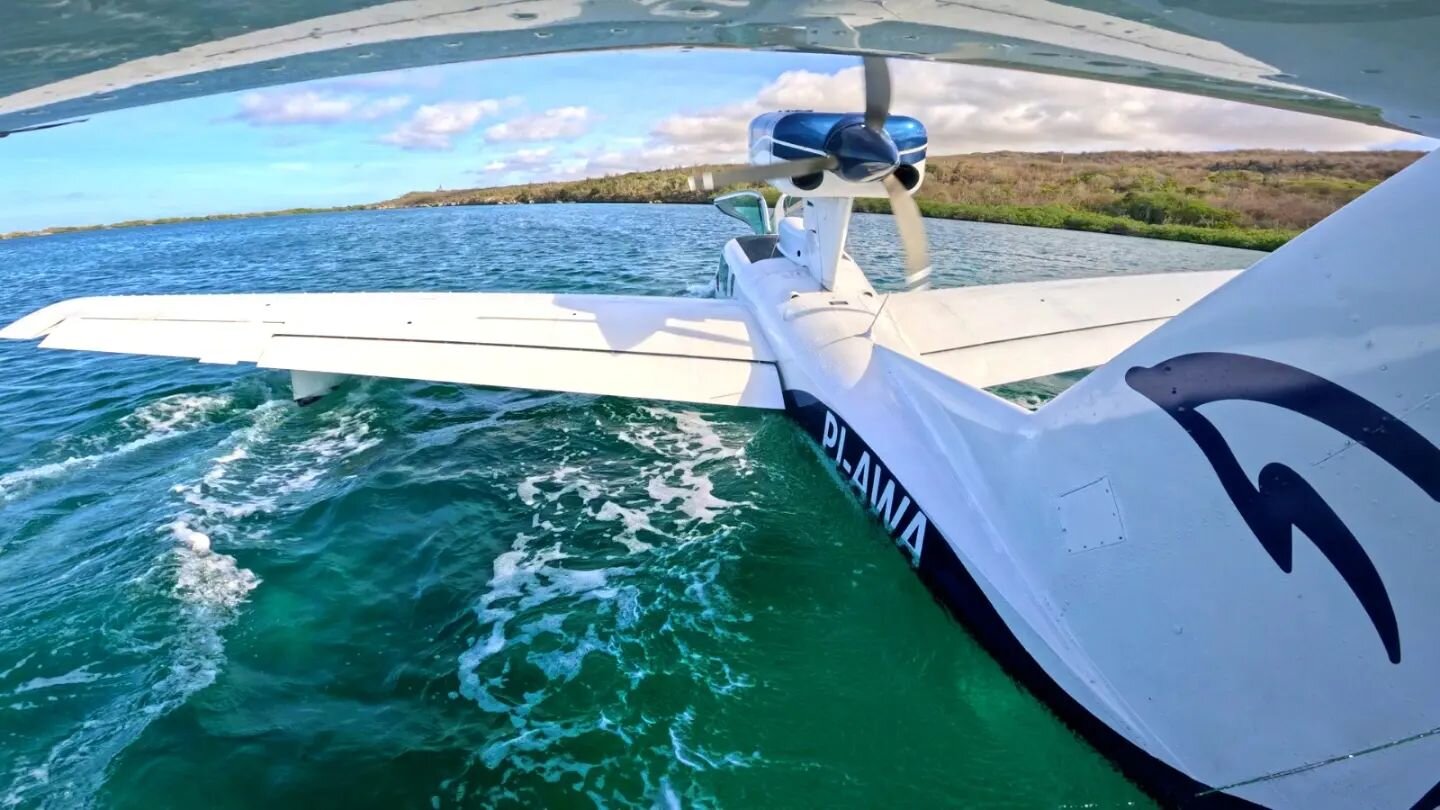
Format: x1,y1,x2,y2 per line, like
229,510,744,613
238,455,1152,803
457,531,629,719
645,473,734,524
683,280,716,298
123,393,232,435
655,778,684,810
167,400,289,532
0,392,233,503
593,501,656,554
165,395,383,614
0,653,36,681
169,530,259,611
167,521,211,554
11,666,104,696
453,404,763,805
669,710,756,773
619,407,748,526
515,465,601,508
0,546,260,810
172,400,379,532
516,476,542,506
2,392,385,809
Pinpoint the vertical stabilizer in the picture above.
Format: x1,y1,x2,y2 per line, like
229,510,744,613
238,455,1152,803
1008,149,1440,806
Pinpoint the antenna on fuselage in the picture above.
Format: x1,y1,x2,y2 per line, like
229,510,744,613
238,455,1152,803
687,58,933,292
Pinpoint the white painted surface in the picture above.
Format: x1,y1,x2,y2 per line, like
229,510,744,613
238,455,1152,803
259,334,781,407
290,370,347,401
709,150,1440,807
919,319,1169,388
1057,478,1125,555
888,270,1240,387
1,292,785,409
891,271,1241,354
12,0,1431,136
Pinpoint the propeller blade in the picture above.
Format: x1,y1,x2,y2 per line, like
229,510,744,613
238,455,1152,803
687,156,836,192
0,118,88,138
862,57,891,132
882,173,932,292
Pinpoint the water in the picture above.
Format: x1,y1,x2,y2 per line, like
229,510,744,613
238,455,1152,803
0,205,1262,808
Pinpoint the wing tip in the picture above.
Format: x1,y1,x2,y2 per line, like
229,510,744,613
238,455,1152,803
0,295,115,340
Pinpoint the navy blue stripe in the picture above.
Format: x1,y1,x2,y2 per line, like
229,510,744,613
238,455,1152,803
783,389,1262,809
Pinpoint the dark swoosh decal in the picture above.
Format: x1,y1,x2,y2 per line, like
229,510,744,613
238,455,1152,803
1127,352,1440,664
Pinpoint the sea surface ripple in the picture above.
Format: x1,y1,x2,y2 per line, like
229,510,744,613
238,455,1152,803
0,205,1262,808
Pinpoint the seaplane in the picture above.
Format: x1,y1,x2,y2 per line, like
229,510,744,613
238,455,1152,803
2,3,1439,807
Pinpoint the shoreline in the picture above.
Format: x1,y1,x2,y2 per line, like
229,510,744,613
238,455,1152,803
1,198,1294,251
6,150,1420,252
0,205,368,242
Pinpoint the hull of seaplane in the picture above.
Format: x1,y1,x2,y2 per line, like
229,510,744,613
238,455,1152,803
722,152,1440,808
721,237,1226,803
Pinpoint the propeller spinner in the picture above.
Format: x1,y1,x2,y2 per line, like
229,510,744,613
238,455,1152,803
688,58,933,291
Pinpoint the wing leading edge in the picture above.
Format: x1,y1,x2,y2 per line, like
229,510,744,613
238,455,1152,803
0,292,785,409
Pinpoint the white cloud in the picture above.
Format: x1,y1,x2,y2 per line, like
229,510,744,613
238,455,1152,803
479,147,557,174
458,62,1431,188
234,90,410,126
574,62,1418,178
650,108,746,147
379,98,517,150
484,106,594,143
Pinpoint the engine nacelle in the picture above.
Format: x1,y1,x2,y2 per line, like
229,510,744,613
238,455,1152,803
748,111,927,198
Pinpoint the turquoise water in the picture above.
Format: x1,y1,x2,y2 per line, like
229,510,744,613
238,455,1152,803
0,206,1263,808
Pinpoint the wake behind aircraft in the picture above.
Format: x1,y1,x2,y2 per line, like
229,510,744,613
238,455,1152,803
2,3,1439,808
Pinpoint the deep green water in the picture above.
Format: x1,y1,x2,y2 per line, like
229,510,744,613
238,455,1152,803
0,205,1263,809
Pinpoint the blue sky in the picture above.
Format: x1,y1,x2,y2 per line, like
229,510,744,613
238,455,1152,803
1,48,1432,233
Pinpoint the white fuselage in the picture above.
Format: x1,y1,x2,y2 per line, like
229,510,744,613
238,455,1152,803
714,145,1440,809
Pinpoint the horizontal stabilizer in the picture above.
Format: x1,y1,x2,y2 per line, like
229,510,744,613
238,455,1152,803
886,270,1240,388
0,292,784,409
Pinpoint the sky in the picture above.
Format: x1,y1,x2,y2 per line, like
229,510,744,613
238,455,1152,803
1,48,1434,233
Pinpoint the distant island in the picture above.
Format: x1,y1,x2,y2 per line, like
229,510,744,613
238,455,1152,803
0,206,371,242
3,150,1422,251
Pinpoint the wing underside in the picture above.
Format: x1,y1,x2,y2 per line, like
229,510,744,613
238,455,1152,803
0,292,785,409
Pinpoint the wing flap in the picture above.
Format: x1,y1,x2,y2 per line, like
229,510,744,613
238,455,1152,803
916,321,1167,389
5,292,784,409
888,270,1241,387
259,336,781,408
5,292,773,361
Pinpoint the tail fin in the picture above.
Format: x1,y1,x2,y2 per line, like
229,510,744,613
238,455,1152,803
1018,149,1440,806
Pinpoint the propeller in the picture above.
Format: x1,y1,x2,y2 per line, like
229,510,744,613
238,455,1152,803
861,57,932,293
0,118,88,139
687,57,932,292
687,155,836,193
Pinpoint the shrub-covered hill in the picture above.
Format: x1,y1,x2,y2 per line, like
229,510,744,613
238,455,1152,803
377,149,1423,251
4,150,1422,249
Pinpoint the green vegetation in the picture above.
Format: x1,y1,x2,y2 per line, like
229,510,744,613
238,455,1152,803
378,150,1421,251
853,198,1294,251
0,206,366,241
2,150,1422,250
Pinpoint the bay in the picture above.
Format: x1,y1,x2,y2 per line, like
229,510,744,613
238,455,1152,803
0,205,1262,808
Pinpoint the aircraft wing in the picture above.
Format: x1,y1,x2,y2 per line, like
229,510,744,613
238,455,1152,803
0,292,784,409
4,2,1439,139
887,270,1240,389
